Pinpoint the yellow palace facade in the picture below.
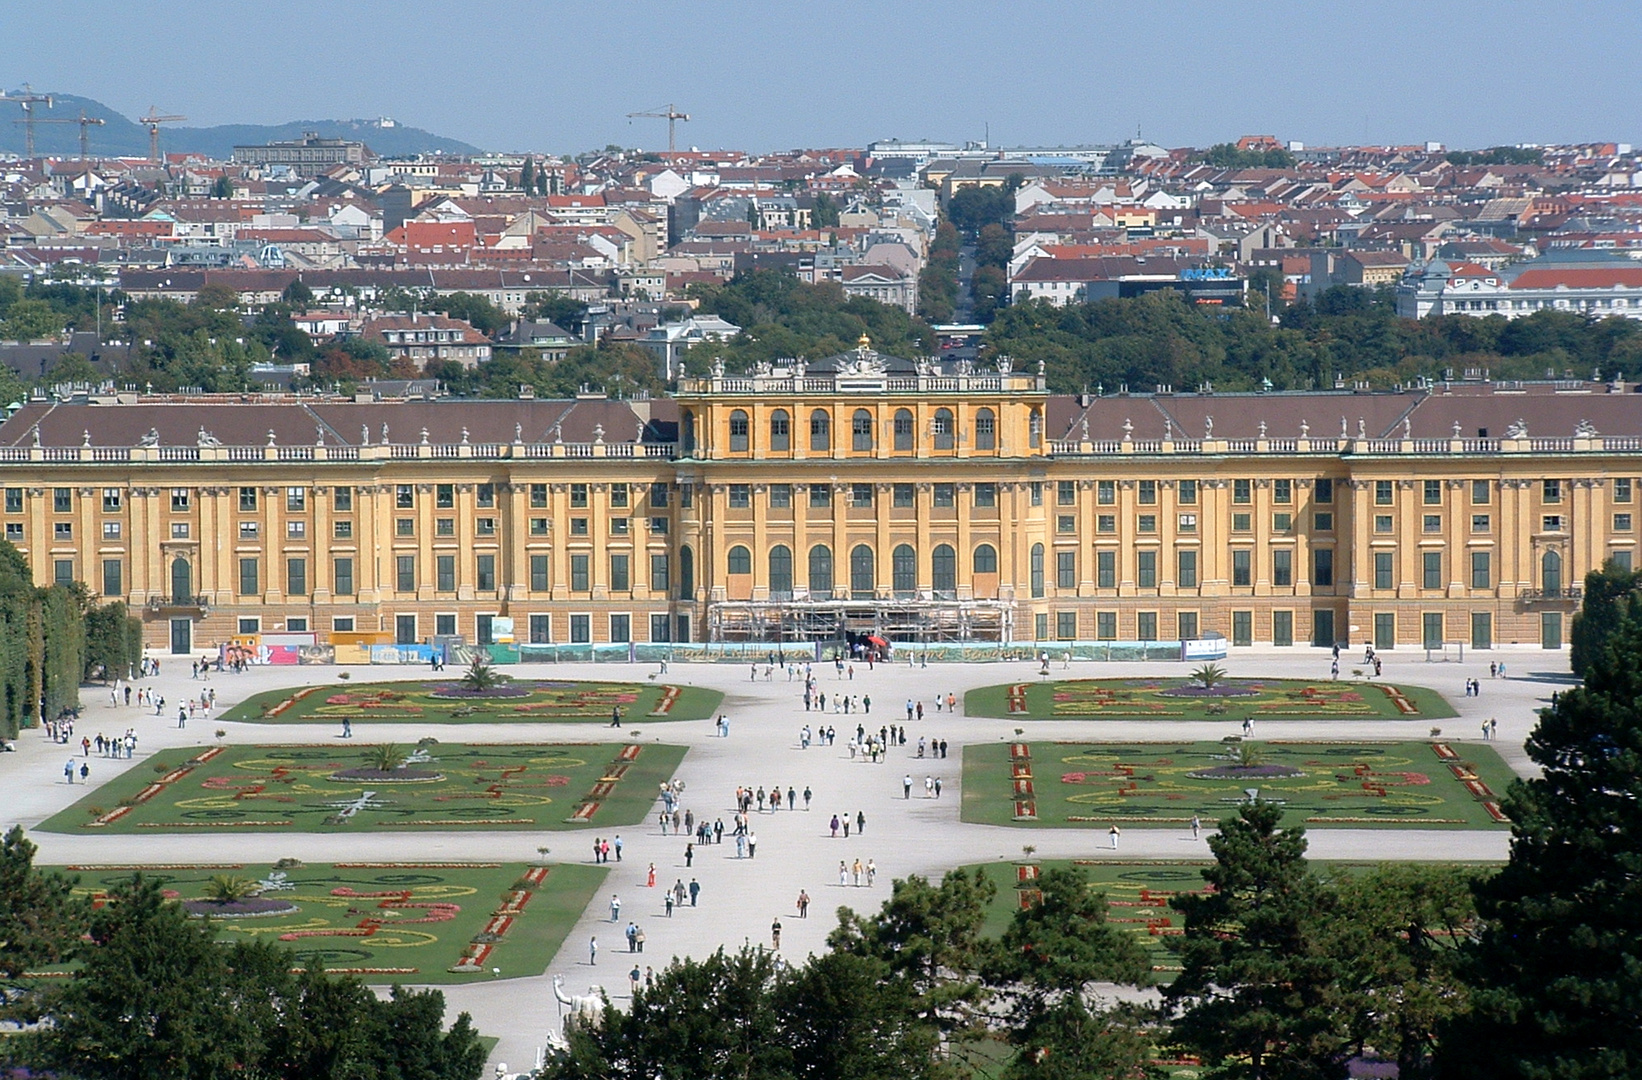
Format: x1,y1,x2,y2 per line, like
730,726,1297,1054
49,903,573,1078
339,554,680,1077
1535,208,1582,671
0,343,1637,654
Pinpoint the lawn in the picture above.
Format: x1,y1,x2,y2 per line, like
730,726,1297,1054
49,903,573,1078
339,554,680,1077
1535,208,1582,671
967,858,1500,984
221,680,724,725
964,677,1455,721
32,861,605,984
39,741,686,834
962,739,1516,829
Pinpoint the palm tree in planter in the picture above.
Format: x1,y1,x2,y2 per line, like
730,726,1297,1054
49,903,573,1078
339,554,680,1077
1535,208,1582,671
365,744,406,772
461,653,505,693
202,874,259,904
1192,663,1228,689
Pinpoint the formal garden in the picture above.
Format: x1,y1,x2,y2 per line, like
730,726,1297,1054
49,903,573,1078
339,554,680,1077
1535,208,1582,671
961,738,1516,829
40,741,686,833
221,673,723,726
964,667,1454,721
22,861,604,983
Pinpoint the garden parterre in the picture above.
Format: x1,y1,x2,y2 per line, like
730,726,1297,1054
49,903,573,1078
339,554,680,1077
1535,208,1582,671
220,680,724,725
962,739,1516,829
964,677,1455,721
38,742,686,833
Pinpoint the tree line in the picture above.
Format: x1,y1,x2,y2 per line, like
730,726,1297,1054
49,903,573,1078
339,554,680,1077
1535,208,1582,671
0,540,138,739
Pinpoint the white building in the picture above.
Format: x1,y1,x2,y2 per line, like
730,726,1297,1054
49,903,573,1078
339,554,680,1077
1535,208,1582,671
1396,257,1642,320
640,314,742,380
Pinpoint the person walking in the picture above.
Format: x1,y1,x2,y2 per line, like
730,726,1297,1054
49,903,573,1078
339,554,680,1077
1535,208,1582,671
589,935,598,965
610,894,621,922
1191,814,1201,840
934,777,943,799
626,922,638,951
797,889,810,917
829,813,840,837
341,717,353,739
613,834,623,862
803,785,812,810
771,918,782,950
1109,824,1121,850
852,858,863,886
689,878,700,906
63,759,75,784
839,861,848,887
866,859,876,886
629,964,642,996
856,810,866,835
664,892,674,918
924,775,934,798
748,831,758,858
647,863,657,888
685,842,694,867
904,773,912,798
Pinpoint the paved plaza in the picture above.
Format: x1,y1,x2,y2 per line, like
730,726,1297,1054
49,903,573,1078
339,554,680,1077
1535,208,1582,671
2,646,1563,1071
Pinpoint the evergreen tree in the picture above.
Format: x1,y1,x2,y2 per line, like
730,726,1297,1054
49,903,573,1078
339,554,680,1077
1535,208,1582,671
776,951,943,1080
985,866,1156,1080
1438,607,1642,1079
1569,560,1640,678
0,826,88,1024
1164,802,1354,1080
520,157,535,192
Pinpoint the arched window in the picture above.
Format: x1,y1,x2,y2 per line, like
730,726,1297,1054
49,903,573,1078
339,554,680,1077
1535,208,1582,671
933,408,955,450
770,409,790,451
681,411,696,454
850,544,875,598
892,544,917,595
852,409,874,451
809,545,833,597
679,545,695,599
769,545,793,596
975,408,996,450
729,409,749,452
1542,549,1562,594
893,408,914,451
932,544,956,595
727,545,752,575
973,544,998,574
810,410,831,452
1028,409,1043,449
1030,543,1045,598
171,557,191,603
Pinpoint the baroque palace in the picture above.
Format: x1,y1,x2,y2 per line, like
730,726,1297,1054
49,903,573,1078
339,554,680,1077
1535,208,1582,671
0,339,1637,655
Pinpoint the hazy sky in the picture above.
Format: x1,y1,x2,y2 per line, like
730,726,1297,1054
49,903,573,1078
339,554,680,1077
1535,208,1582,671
3,0,1637,154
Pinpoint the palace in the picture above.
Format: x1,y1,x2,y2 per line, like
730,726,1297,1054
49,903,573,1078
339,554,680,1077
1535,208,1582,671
0,340,1637,655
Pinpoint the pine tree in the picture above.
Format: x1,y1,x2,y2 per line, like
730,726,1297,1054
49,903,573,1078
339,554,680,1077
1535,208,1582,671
1438,607,1642,1079
1164,802,1353,1080
520,157,535,193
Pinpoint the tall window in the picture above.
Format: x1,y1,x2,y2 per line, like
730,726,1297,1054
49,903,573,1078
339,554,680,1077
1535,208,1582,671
570,554,589,592
769,545,793,596
852,409,874,452
973,544,998,574
893,409,914,451
679,546,695,599
770,409,790,451
102,559,122,597
649,554,669,596
850,545,875,598
239,558,260,596
171,558,191,602
1423,552,1441,590
1313,549,1334,587
437,555,456,592
1137,551,1157,589
396,556,415,593
729,409,749,452
1542,549,1562,593
609,554,629,592
285,558,306,597
809,545,833,596
333,558,354,596
933,408,955,450
1057,550,1076,590
1234,549,1252,587
892,544,917,595
531,555,550,592
1178,549,1197,589
974,408,996,450
809,410,831,451
1097,549,1116,588
1029,409,1042,448
932,544,956,595
1272,549,1293,587
727,545,752,575
1030,543,1045,598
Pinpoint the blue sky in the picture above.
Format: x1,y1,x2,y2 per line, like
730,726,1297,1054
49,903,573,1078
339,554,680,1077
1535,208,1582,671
3,0,1636,153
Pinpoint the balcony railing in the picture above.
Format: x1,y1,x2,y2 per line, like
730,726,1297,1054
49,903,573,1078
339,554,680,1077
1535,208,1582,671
1518,587,1583,603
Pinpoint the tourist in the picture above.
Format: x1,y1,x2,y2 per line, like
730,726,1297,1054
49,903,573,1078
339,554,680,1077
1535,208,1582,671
647,863,656,888
904,773,913,798
629,965,641,996
614,834,623,861
664,892,674,917
1490,718,1499,740
771,918,782,949
685,842,693,867
851,858,862,886
689,878,699,906
1109,824,1121,849
748,831,757,858
63,759,74,784
934,777,943,798
856,810,866,835
786,786,795,809
589,935,597,965
796,889,810,917
866,859,876,886
1191,815,1201,840
924,775,934,798
626,923,637,951
610,894,621,922
838,861,848,887
830,813,840,837
803,786,812,810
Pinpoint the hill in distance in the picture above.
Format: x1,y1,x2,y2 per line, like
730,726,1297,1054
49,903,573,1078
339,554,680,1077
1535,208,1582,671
0,92,481,160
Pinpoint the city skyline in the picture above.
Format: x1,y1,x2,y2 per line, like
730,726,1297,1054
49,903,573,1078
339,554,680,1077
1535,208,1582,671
2,0,1638,155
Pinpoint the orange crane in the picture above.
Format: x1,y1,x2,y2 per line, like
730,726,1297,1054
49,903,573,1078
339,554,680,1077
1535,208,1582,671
626,103,690,153
0,84,53,158
139,108,186,164
19,109,104,163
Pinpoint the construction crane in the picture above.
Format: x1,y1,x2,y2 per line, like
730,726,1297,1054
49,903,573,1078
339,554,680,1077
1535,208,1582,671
139,108,187,164
17,109,104,163
0,84,53,158
626,103,690,153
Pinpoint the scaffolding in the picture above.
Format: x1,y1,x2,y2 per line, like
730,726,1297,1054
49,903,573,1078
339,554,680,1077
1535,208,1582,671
707,594,1015,644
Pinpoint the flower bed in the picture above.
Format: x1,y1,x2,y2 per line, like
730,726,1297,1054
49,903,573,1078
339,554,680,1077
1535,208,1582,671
1158,683,1261,698
182,897,300,918
327,767,445,782
1183,763,1308,780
